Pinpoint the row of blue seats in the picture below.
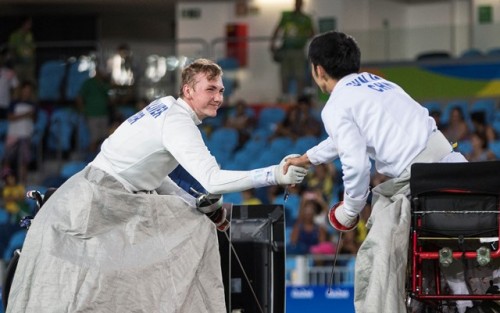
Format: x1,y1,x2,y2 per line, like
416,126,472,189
422,98,500,130
38,58,91,102
0,105,141,164
37,56,241,103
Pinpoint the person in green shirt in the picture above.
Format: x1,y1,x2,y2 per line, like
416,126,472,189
76,68,111,153
270,0,315,101
8,17,36,83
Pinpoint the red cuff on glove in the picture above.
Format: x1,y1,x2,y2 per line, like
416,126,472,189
328,201,360,232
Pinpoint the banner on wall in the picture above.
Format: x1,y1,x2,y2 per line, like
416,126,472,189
286,286,355,313
362,58,500,101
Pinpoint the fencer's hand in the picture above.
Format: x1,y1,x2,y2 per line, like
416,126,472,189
328,201,360,232
283,153,312,175
274,154,308,185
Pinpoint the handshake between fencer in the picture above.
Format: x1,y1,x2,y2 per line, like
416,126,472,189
273,154,308,185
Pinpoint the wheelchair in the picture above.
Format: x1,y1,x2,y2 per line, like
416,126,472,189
407,161,500,313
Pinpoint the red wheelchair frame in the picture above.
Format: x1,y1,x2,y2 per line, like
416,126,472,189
407,161,500,311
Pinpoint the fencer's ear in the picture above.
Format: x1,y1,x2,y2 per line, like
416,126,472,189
182,85,191,98
315,65,327,79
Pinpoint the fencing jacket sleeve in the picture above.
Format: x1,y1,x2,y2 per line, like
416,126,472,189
91,96,279,194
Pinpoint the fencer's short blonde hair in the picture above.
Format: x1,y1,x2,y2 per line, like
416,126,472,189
179,58,223,97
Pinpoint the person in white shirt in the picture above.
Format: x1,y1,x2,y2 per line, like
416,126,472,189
4,81,35,184
0,50,19,119
284,31,470,312
6,58,307,313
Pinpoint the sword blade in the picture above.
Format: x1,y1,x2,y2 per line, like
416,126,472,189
328,232,343,293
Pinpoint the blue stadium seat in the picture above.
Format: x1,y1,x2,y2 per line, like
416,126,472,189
256,107,286,134
76,114,91,151
421,101,442,114
0,209,9,225
209,148,232,167
60,161,88,179
3,229,27,262
486,47,500,56
269,136,294,153
285,226,294,246
251,138,294,168
117,106,137,119
207,127,239,154
230,152,254,171
251,150,278,168
227,106,255,120
238,137,267,156
47,108,78,152
470,98,496,125
493,112,500,137
249,127,272,142
274,192,301,224
459,48,483,58
206,127,239,167
489,140,500,159
0,120,9,140
203,114,225,129
65,59,91,101
32,109,49,165
38,60,67,101
32,109,49,144
456,139,473,155
217,57,239,70
223,192,243,204
293,135,319,154
0,142,5,161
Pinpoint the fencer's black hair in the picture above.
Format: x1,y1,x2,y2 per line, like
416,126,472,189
308,31,361,80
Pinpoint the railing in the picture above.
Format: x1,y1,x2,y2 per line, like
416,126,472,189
286,254,356,287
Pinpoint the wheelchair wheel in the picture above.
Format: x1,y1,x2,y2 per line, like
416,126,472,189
2,249,21,310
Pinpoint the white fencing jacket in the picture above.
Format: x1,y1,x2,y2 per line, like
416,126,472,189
306,72,437,215
92,96,276,195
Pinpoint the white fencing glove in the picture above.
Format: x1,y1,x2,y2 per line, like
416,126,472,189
274,154,308,185
328,201,360,232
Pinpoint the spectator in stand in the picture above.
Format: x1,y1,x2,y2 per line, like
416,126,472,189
296,95,322,137
270,96,321,141
465,130,496,162
337,229,359,255
76,66,112,153
8,17,36,84
288,198,329,255
305,163,335,203
270,104,303,141
241,189,262,205
0,48,20,120
301,187,330,228
470,111,496,143
2,169,28,223
226,99,255,149
270,0,315,101
443,106,470,143
3,81,36,184
429,109,443,130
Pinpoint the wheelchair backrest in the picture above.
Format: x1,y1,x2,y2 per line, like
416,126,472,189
410,161,500,239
